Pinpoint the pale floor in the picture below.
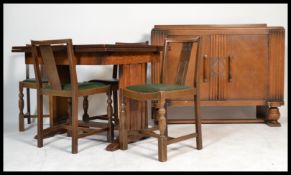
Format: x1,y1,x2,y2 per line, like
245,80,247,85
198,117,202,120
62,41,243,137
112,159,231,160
4,117,288,171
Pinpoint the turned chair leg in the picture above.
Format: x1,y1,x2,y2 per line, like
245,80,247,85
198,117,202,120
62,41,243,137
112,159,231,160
26,87,31,124
151,104,155,120
37,92,43,147
113,90,119,126
164,103,168,137
119,95,128,150
194,95,202,150
158,100,167,162
82,96,89,121
106,91,114,143
151,101,159,126
19,83,25,132
71,96,78,154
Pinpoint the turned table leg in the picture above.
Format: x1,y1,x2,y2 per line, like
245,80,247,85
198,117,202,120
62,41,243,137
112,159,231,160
18,82,25,132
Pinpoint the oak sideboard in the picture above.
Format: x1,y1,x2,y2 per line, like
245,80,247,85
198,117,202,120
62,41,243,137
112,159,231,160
151,24,285,126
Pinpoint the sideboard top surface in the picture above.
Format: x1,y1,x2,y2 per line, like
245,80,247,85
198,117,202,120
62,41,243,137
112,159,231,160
153,24,284,31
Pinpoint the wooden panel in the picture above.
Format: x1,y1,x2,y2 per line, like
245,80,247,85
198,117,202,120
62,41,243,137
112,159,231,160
39,46,62,90
199,36,211,100
24,52,159,65
162,42,182,84
168,100,266,107
161,42,198,86
167,119,265,124
175,42,193,85
166,29,269,35
268,28,285,102
209,35,228,100
119,63,147,130
167,106,257,120
226,35,268,100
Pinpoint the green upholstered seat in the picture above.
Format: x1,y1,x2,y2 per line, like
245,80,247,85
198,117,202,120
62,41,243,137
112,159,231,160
89,78,119,84
63,82,106,90
44,82,106,91
126,84,191,93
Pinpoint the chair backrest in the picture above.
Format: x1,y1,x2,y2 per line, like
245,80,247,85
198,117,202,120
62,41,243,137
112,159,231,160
25,44,48,82
31,39,77,92
161,37,201,89
114,41,149,78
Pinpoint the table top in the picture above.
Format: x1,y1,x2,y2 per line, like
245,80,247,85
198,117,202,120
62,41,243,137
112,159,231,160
12,44,163,53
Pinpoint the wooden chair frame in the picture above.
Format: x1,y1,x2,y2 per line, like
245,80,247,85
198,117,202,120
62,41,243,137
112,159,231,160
31,39,113,154
18,47,50,131
119,37,202,162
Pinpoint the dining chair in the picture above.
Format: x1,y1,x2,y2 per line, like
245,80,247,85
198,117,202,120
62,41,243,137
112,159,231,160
18,58,50,131
119,37,202,162
31,39,114,153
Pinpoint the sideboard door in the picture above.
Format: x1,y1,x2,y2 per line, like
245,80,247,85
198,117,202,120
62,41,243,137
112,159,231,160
225,35,268,100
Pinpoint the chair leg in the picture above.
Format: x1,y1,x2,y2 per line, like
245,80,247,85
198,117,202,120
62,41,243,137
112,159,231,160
158,100,167,162
37,92,43,147
164,103,168,137
82,96,89,121
72,96,78,154
67,97,72,137
49,96,54,127
151,103,155,120
26,87,31,124
194,95,202,150
119,94,128,150
107,91,114,143
113,90,119,125
151,101,158,126
18,83,25,132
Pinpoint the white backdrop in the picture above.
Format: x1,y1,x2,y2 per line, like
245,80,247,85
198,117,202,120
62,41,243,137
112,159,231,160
4,4,288,128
